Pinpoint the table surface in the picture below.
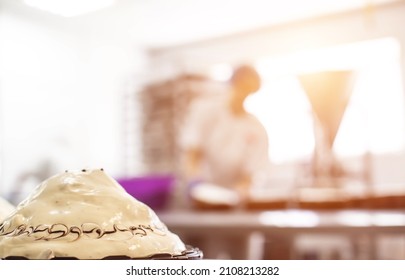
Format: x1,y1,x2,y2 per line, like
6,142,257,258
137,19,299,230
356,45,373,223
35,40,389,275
157,209,405,234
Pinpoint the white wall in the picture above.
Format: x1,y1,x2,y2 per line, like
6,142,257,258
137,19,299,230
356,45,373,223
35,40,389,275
0,8,146,201
149,1,405,78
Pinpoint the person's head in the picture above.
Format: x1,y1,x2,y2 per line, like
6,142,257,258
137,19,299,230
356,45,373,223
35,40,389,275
230,65,261,100
228,65,261,114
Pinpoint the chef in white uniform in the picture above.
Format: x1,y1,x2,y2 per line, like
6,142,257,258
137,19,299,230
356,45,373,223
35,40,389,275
181,65,269,203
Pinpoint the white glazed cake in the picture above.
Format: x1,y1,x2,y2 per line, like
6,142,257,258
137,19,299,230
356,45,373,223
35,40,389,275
0,169,187,259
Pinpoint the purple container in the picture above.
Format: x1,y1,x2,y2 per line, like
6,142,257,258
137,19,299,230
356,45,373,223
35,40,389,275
116,175,175,210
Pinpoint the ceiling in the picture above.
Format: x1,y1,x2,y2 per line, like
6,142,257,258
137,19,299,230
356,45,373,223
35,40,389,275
1,0,401,48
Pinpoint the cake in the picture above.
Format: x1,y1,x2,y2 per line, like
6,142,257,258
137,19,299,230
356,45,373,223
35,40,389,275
0,169,201,259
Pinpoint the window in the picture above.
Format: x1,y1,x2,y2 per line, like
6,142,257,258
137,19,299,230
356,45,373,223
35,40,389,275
245,37,404,163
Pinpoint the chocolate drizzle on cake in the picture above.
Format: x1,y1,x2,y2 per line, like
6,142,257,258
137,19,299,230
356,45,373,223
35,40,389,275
0,222,166,242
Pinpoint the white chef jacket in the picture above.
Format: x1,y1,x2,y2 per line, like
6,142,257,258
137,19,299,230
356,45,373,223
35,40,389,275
181,92,269,188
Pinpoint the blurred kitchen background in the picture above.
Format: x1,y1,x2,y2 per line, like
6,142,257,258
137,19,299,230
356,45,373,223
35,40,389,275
2,0,405,259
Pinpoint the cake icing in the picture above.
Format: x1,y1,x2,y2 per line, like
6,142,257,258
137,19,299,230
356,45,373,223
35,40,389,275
0,169,186,259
